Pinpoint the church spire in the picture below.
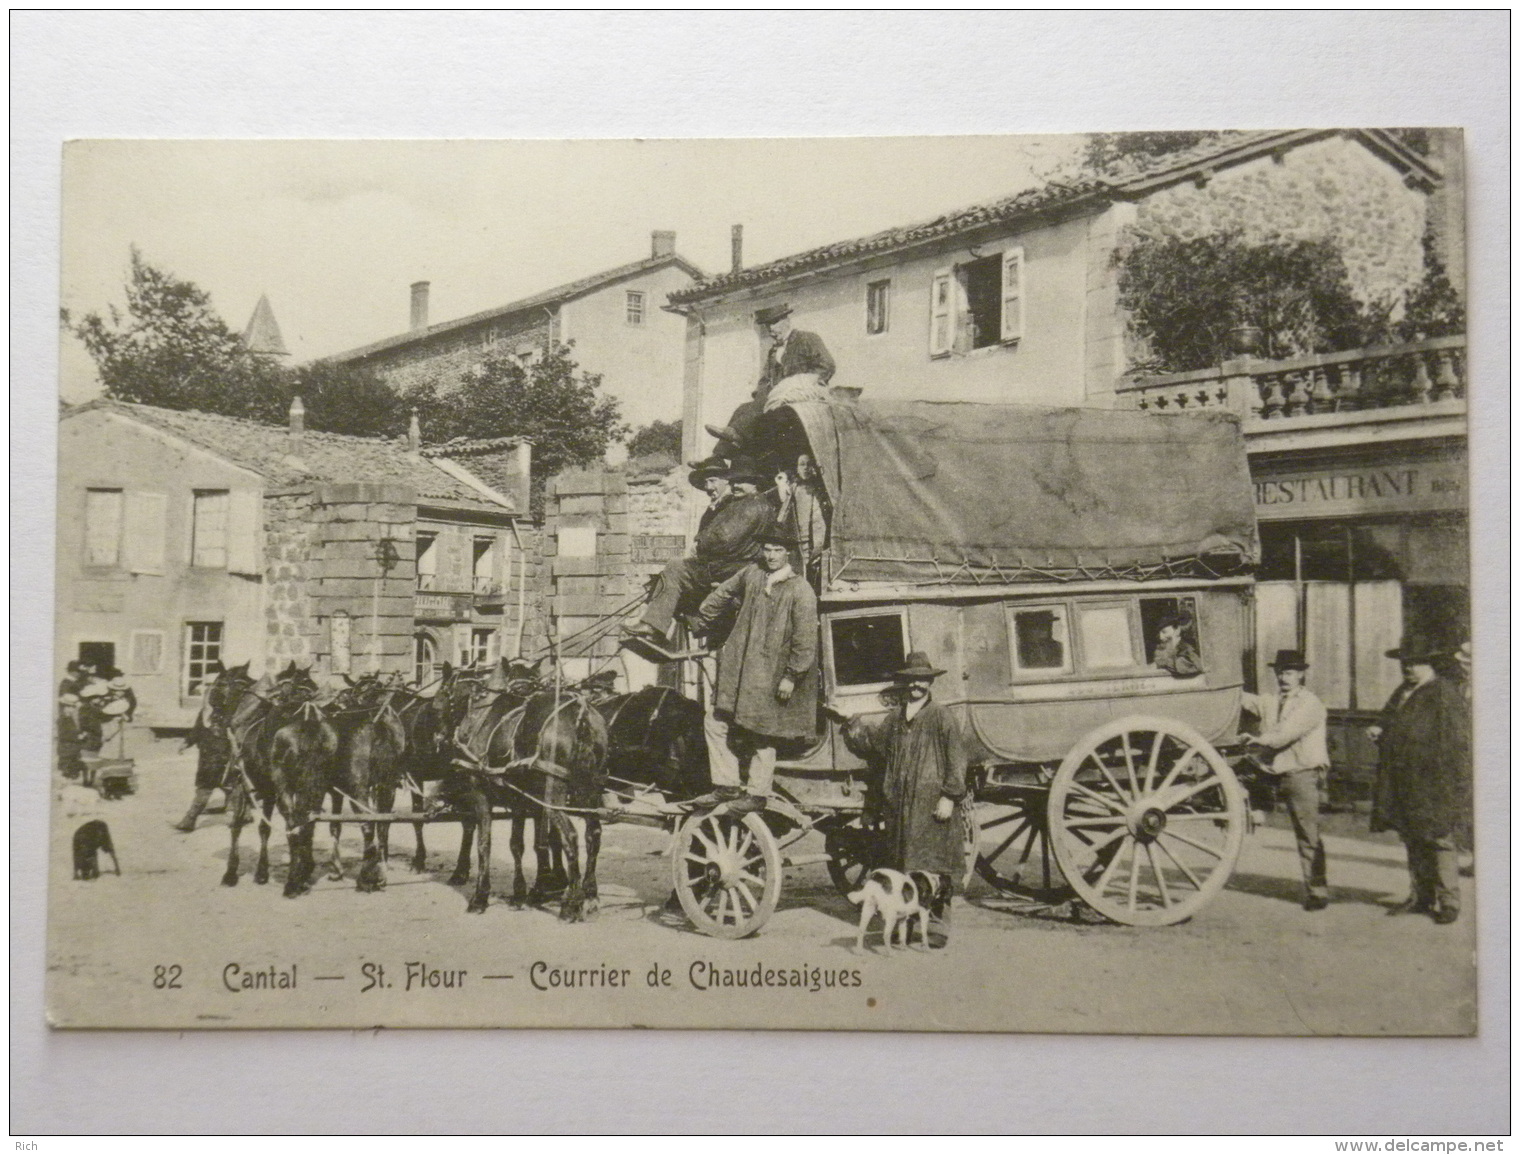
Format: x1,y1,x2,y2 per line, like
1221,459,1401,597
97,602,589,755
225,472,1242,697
241,294,290,357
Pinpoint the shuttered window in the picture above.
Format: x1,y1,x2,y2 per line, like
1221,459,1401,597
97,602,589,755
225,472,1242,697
191,490,230,567
226,490,262,575
1000,247,1024,342
928,270,953,356
129,630,165,675
123,491,168,575
84,489,124,567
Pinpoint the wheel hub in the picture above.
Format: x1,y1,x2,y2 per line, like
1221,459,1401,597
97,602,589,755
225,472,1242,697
1128,806,1168,841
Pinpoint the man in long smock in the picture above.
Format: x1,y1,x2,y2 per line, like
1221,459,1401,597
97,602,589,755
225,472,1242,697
1369,636,1470,925
691,526,819,814
835,652,969,948
626,458,774,645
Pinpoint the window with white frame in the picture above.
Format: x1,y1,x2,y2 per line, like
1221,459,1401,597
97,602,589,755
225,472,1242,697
929,246,1023,356
191,490,230,568
865,279,891,335
462,627,499,669
183,621,223,697
415,531,439,590
625,290,646,326
84,488,124,567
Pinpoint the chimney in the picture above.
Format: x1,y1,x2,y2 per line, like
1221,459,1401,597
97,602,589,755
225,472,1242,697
651,230,676,258
409,281,430,330
730,225,744,274
408,407,422,454
509,439,533,515
288,395,305,446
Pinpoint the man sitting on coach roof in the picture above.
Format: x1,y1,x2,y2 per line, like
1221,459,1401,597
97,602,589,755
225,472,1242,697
707,303,837,460
625,457,776,647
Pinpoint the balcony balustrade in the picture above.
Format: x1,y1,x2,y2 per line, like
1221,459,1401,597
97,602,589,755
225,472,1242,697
1117,335,1465,426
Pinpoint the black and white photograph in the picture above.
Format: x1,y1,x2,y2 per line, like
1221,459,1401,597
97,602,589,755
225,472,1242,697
46,127,1477,1034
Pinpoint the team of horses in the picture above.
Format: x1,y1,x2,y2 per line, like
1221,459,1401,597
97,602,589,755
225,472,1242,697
199,659,709,920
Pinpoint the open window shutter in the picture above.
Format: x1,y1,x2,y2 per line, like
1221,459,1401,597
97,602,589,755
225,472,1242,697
226,490,263,575
443,530,470,591
928,268,953,356
122,491,168,575
1000,247,1024,342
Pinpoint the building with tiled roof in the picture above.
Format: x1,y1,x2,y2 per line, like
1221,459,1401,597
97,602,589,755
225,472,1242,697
325,233,703,429
669,128,1445,465
57,399,543,727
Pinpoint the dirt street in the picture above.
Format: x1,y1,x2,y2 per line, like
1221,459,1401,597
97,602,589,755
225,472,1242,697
46,739,1476,1034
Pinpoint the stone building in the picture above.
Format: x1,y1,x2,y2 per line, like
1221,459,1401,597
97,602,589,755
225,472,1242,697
57,399,536,729
324,232,702,429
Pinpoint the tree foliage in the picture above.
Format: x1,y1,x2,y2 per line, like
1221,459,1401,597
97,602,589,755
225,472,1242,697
69,247,289,421
293,360,406,438
626,418,682,461
408,343,627,478
1117,232,1379,373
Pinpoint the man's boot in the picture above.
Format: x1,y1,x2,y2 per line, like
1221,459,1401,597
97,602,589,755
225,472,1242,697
174,788,213,832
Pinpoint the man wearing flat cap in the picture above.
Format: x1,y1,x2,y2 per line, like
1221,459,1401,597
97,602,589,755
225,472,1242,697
1368,636,1470,925
691,525,819,814
832,652,969,947
626,457,775,646
1239,649,1331,911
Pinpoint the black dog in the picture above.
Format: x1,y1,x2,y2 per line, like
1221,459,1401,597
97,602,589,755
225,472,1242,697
72,819,120,880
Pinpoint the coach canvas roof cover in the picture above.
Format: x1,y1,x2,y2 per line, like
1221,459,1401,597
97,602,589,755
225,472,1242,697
787,400,1259,587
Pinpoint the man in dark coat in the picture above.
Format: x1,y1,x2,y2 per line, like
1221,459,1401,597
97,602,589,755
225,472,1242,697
691,526,819,814
1369,636,1470,925
834,652,969,948
626,458,775,645
706,303,837,459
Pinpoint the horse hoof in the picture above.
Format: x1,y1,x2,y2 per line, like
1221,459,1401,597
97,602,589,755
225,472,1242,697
411,858,427,874
326,868,345,882
558,903,586,923
356,880,382,894
447,871,469,887
220,873,239,888
253,871,269,886
466,900,488,914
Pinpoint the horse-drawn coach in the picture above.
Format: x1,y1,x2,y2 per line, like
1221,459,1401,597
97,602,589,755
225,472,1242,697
209,398,1263,941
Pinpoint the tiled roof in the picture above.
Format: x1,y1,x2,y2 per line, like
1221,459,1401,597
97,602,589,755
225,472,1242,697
326,252,703,364
74,400,516,513
669,129,1439,305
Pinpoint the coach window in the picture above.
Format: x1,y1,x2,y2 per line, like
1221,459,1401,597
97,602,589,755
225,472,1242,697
1008,605,1070,676
1076,603,1137,671
1139,596,1201,668
828,611,908,689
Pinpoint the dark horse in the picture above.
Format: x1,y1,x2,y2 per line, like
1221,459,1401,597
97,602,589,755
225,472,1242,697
596,684,711,802
221,663,339,897
175,661,256,831
323,672,407,892
445,672,609,918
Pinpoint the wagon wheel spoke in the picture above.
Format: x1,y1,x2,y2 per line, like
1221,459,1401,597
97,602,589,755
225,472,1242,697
1121,736,1141,798
1062,816,1127,829
1142,730,1164,795
984,820,1032,867
1144,841,1173,908
1160,828,1225,859
1085,838,1131,896
1155,834,1205,891
1153,746,1200,797
736,869,767,889
1091,753,1135,806
1069,822,1128,858
692,826,721,858
979,811,1023,830
731,881,756,917
1067,781,1126,816
1125,838,1143,912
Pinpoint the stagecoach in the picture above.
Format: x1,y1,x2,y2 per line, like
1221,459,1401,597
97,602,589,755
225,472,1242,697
656,398,1261,936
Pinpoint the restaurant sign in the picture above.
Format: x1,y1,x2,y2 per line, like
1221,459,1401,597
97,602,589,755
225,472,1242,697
1254,457,1466,519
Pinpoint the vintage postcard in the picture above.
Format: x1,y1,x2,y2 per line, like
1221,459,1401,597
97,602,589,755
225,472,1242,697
48,132,1475,1033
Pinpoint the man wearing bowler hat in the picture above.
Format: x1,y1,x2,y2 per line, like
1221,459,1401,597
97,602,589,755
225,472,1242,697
1368,636,1469,925
832,652,969,948
690,524,819,814
1239,649,1331,911
705,304,837,458
625,457,775,646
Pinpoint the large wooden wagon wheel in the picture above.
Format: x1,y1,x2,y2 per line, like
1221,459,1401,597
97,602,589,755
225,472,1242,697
1047,715,1246,927
825,808,978,897
672,809,782,939
974,786,1076,904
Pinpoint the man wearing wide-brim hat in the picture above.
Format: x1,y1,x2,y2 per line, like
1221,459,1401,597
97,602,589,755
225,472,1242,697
690,525,819,814
830,651,969,948
704,303,837,459
1367,636,1470,925
625,457,776,645
1238,649,1331,911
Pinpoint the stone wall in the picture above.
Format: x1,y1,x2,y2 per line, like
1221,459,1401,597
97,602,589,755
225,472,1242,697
263,491,319,668
540,468,632,680
1130,135,1429,312
364,315,552,396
